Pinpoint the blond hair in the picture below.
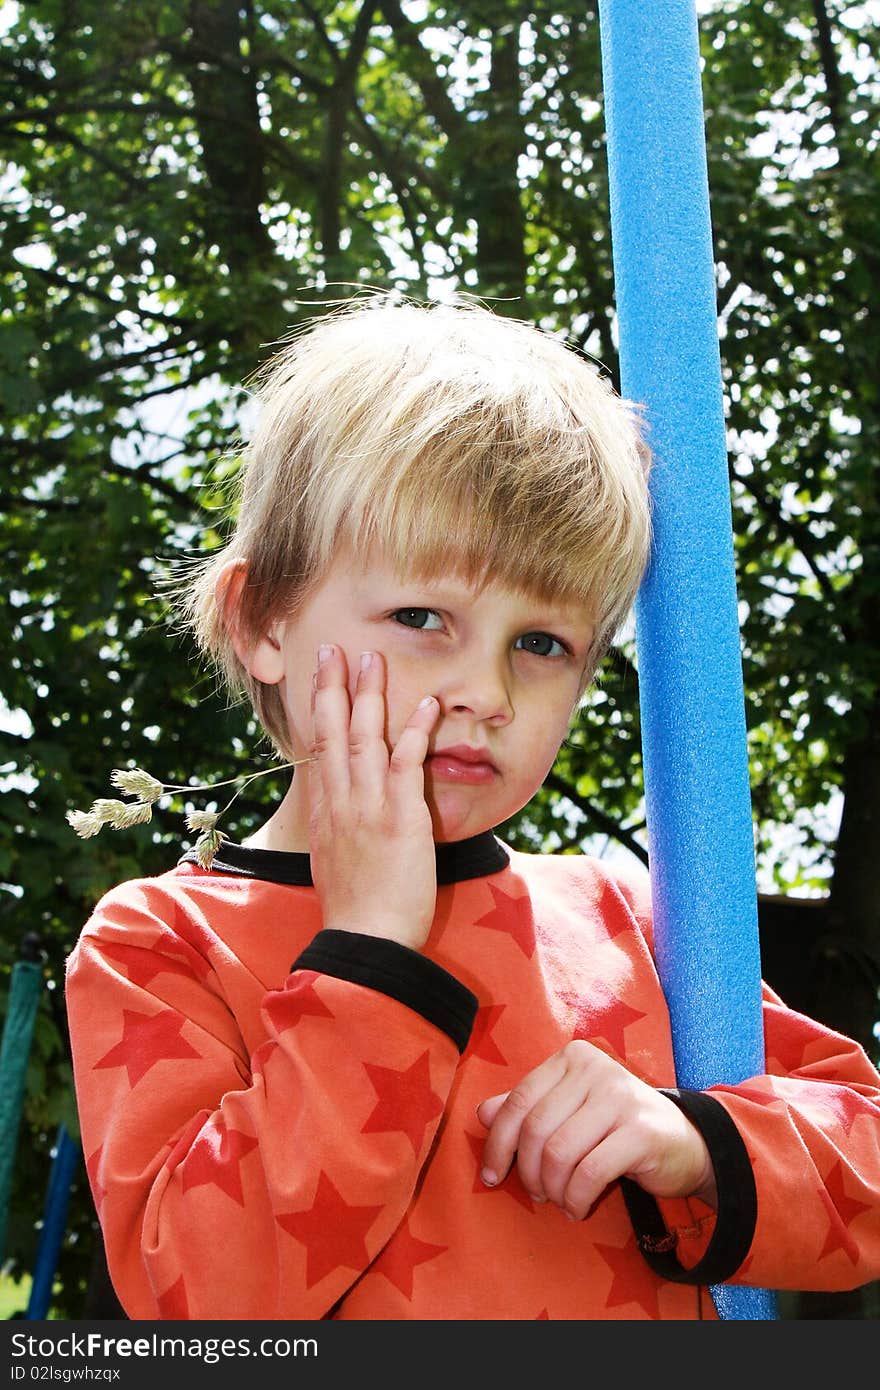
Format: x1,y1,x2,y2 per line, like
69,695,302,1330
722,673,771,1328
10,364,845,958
175,294,652,759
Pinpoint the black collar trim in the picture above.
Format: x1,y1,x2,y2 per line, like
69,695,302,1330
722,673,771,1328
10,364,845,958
177,830,510,886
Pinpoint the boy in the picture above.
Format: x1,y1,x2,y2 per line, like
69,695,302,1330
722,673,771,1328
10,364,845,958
65,296,880,1320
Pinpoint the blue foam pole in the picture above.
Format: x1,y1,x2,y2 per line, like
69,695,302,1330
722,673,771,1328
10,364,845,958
597,0,775,1319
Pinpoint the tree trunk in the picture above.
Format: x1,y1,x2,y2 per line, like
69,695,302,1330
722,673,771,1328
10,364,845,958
471,21,528,304
188,0,271,269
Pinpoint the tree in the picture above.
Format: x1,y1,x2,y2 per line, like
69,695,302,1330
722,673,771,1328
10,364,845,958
1,0,876,1317
700,0,880,1056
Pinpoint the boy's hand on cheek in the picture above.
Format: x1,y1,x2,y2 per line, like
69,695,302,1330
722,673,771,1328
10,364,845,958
476,1041,717,1218
308,644,440,952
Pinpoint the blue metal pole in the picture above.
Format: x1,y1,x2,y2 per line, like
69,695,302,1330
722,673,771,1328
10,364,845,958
26,1125,81,1319
597,0,775,1319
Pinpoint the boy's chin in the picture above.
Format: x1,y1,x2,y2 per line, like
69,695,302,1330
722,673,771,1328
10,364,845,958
426,793,500,845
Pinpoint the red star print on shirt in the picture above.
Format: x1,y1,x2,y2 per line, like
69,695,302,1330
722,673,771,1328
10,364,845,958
85,1146,107,1217
276,1171,384,1289
93,1007,202,1088
763,1019,830,1076
166,896,220,966
465,1003,508,1065
361,1051,443,1155
596,1233,663,1318
181,1119,259,1206
813,1086,879,1139
100,938,190,990
265,972,335,1033
592,879,637,942
157,1274,189,1319
714,1081,783,1110
100,928,212,988
561,984,647,1058
817,1160,872,1265
373,1219,448,1299
465,1131,535,1212
475,884,535,958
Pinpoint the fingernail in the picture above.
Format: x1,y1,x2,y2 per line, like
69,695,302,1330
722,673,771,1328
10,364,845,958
529,1193,546,1204
318,644,333,664
480,1168,498,1187
418,695,437,709
360,651,374,671
564,1210,579,1222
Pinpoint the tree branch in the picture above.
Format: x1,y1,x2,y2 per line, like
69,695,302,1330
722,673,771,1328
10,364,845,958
810,0,847,140
378,0,467,142
316,2,380,273
543,772,649,865
734,467,845,621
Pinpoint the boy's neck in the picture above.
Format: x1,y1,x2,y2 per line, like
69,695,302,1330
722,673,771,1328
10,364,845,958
242,777,310,853
239,772,494,855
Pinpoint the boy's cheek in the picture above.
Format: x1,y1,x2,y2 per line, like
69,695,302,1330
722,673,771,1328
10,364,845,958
378,657,417,731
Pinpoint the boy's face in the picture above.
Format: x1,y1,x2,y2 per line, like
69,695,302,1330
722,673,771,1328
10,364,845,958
262,546,594,845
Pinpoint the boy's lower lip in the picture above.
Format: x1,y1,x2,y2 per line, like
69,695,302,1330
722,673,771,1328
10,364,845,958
425,754,498,785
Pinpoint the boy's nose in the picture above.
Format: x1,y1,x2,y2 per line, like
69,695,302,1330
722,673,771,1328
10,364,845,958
439,658,514,724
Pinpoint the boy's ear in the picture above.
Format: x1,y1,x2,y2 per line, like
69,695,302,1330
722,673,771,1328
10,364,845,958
214,559,286,686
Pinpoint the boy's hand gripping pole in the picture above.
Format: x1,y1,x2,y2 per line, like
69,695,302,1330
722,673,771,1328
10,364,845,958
597,0,775,1319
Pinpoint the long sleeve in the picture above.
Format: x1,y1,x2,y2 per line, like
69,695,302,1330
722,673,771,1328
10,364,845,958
576,854,880,1294
703,986,880,1291
628,985,880,1293
65,879,476,1320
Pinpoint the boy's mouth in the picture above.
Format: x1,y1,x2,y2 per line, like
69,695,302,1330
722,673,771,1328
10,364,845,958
426,744,499,785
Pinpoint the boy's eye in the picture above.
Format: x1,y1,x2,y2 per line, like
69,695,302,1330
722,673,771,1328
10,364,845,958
515,631,567,658
392,607,444,631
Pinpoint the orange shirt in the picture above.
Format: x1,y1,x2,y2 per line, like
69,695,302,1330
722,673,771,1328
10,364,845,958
65,834,880,1320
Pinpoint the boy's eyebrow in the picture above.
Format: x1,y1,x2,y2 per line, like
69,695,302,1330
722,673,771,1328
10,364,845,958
374,573,577,611
352,556,595,626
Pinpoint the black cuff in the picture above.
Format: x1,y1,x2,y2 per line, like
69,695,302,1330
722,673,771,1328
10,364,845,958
621,1088,757,1286
292,929,479,1054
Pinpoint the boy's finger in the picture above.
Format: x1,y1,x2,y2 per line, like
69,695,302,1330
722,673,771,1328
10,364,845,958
479,1053,566,1187
476,1094,508,1129
387,696,440,803
311,644,353,796
515,1072,603,1205
347,651,391,797
563,1128,639,1221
